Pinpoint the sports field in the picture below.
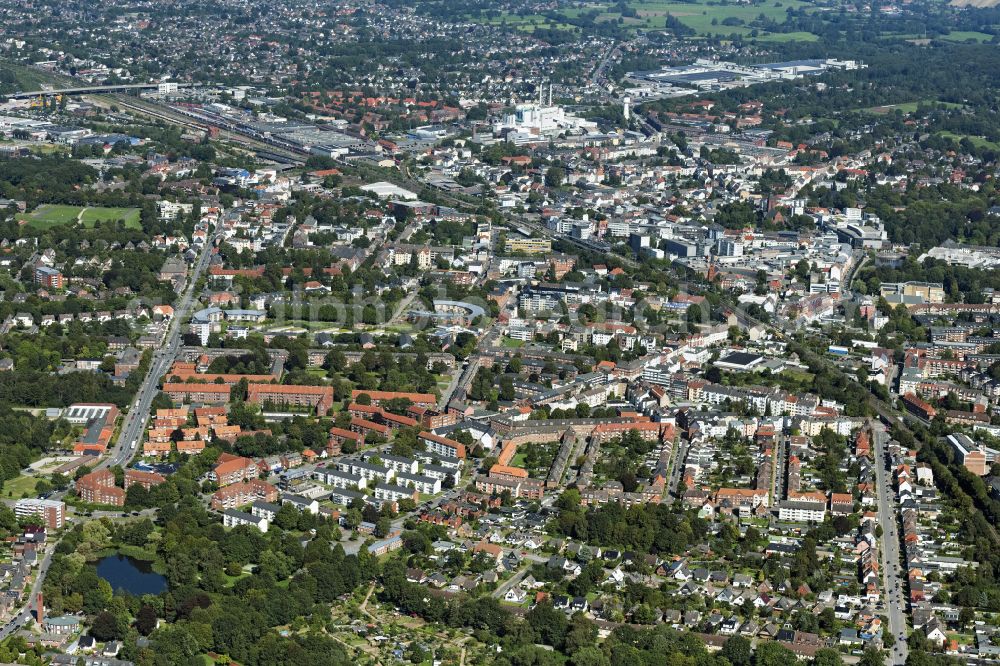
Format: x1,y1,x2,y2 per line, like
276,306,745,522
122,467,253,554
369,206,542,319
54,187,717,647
18,204,142,230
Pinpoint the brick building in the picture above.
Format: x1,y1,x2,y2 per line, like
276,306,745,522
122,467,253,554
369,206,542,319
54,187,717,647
247,384,333,415
210,479,278,510
210,453,259,486
162,383,232,405
76,469,125,506
34,266,63,289
124,469,167,491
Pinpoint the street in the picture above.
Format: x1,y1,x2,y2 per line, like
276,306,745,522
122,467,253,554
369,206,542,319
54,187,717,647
102,219,223,471
872,425,909,665
667,439,689,499
0,533,55,640
0,221,221,640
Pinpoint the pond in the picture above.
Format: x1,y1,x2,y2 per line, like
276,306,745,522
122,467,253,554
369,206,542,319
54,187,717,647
95,554,167,596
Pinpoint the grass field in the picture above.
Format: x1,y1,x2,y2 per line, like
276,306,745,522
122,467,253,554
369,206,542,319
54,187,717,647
18,204,142,230
467,0,819,39
0,139,68,155
891,30,996,43
629,0,814,36
937,131,1000,150
754,30,820,42
940,30,994,42
0,59,77,94
501,336,525,348
861,100,965,114
2,474,39,500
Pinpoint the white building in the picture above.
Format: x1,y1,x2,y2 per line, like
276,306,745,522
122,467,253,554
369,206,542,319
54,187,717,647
394,472,441,495
223,509,269,532
314,468,367,490
374,483,417,503
365,453,418,475
777,500,826,523
336,461,396,483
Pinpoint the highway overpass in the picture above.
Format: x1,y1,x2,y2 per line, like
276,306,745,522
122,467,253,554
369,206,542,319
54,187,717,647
6,82,199,99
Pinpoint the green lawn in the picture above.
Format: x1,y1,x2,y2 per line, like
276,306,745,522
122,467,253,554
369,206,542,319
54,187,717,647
464,0,817,38
937,132,1000,150
754,31,819,42
81,206,141,228
0,139,69,155
628,0,814,36
1,474,38,500
860,100,965,114
18,204,142,230
501,336,525,348
940,31,993,43
0,59,77,91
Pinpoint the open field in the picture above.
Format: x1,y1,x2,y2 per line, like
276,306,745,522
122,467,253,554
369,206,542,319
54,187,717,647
940,30,994,42
464,0,820,39
861,100,965,114
891,30,994,42
754,30,820,42
629,0,814,35
2,474,39,500
0,59,77,94
937,131,1000,150
18,204,142,230
0,140,69,155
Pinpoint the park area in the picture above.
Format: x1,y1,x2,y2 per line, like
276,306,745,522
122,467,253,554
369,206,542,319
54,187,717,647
17,204,142,230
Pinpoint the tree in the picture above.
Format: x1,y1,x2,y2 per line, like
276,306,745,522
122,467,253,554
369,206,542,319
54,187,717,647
858,648,884,666
813,648,844,666
755,642,796,666
136,604,158,636
686,303,705,326
90,610,120,641
794,258,811,282
525,601,568,648
375,517,391,538
564,613,598,656
545,166,565,188
721,635,753,666
571,646,609,666
273,503,300,530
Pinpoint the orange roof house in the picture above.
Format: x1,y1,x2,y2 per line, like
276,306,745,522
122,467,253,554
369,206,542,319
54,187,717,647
177,440,206,454
489,464,529,480
143,441,172,457
351,390,437,408
247,384,333,415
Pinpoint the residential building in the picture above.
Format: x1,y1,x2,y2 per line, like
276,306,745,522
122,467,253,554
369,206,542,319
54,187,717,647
76,469,125,506
14,499,66,530
222,509,269,532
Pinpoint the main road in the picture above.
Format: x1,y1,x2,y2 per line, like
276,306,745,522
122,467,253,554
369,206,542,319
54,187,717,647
0,216,223,640
872,423,909,665
0,538,55,640
102,219,224,470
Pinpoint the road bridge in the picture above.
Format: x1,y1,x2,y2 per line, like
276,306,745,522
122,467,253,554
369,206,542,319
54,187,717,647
7,83,199,99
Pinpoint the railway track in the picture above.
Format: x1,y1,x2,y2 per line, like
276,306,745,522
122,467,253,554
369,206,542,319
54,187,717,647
109,95,308,165
107,95,479,212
